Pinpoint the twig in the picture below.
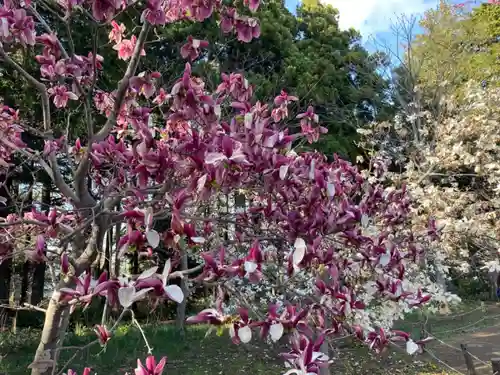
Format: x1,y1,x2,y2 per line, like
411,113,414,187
0,303,46,313
55,308,128,375
132,311,153,354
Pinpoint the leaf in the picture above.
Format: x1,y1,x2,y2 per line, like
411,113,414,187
293,237,306,266
118,286,135,308
146,229,160,249
137,266,158,280
216,326,225,337
164,284,184,303
238,325,252,343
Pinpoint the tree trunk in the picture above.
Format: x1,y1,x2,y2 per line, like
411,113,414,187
31,182,51,306
31,264,46,306
20,261,31,305
30,290,69,375
175,250,189,333
0,173,14,325
0,258,12,327
30,217,108,375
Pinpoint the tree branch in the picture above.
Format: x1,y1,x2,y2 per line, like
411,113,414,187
92,21,150,143
0,47,79,204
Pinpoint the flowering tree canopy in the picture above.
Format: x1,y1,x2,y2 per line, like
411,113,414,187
0,0,436,374
358,78,500,299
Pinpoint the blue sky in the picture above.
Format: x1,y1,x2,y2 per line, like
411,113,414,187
284,0,489,57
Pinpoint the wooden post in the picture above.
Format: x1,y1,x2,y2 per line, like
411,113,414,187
491,358,500,374
461,344,477,375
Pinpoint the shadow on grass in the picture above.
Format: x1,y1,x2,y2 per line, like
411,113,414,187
0,323,452,375
0,324,283,375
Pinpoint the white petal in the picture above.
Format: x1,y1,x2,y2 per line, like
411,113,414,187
164,284,184,303
361,214,369,228
244,112,253,129
293,238,306,266
205,152,226,165
146,229,160,249
137,266,158,280
229,325,236,338
269,323,284,342
326,183,335,198
279,165,289,180
379,253,390,267
197,174,208,193
395,282,402,297
244,261,258,273
118,286,136,308
238,325,252,343
144,207,154,229
214,104,221,118
162,258,171,284
406,340,419,355
132,287,153,303
309,160,315,180
190,237,206,244
312,351,328,361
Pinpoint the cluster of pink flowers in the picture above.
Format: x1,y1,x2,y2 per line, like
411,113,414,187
0,106,26,169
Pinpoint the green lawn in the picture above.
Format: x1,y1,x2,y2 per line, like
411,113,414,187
0,323,448,375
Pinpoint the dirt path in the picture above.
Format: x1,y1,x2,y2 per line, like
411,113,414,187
426,318,500,374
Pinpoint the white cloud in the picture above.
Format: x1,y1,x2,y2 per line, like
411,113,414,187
322,0,439,37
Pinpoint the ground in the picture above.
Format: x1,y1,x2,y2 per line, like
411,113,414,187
0,303,499,375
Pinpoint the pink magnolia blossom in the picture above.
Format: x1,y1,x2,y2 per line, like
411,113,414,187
129,71,161,98
94,325,112,346
47,85,78,108
141,0,166,25
153,88,168,105
108,21,126,44
92,0,121,21
135,356,167,375
180,36,209,61
234,16,260,43
243,0,259,12
113,35,146,61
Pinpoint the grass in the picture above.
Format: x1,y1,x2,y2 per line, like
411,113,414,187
0,324,284,375
0,322,448,375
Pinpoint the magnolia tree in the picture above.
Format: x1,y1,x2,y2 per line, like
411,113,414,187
358,79,500,294
0,0,436,374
